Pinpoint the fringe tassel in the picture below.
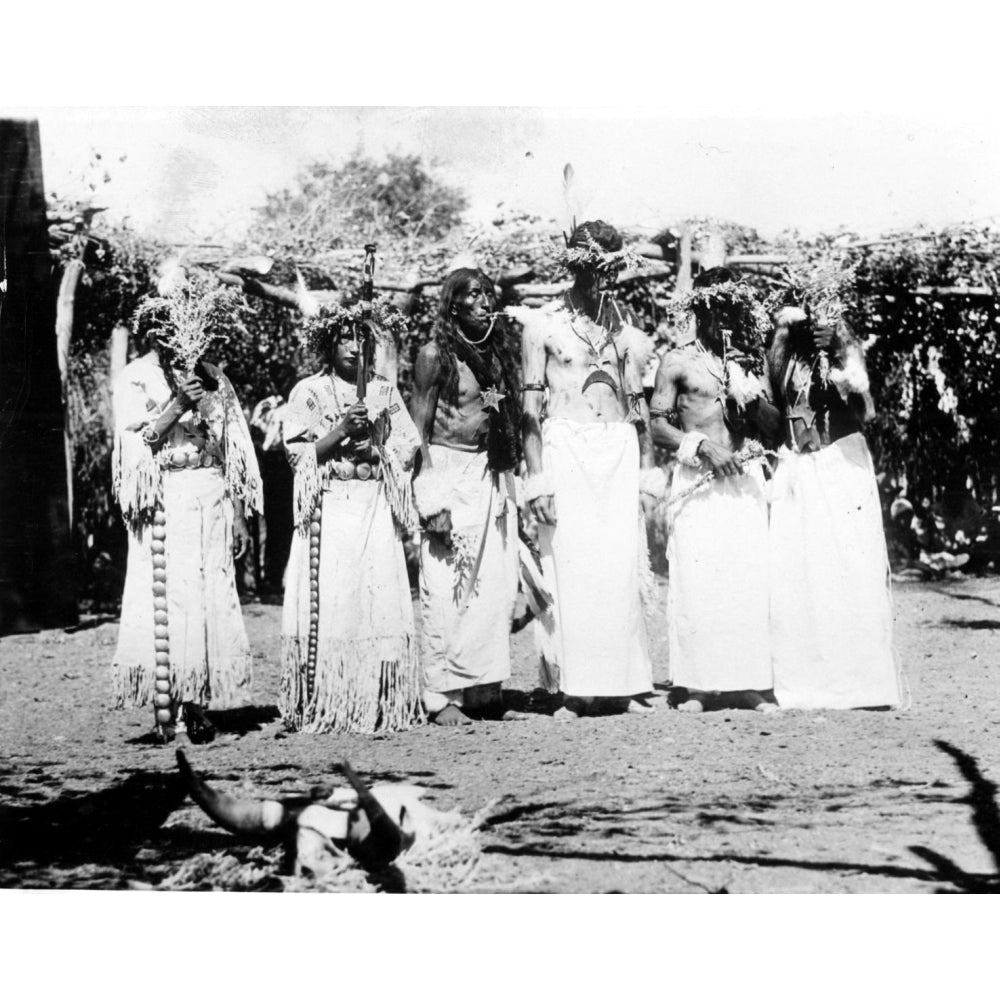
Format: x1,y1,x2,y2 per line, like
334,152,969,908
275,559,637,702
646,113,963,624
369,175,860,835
378,444,416,532
226,425,264,515
111,431,161,524
280,633,424,735
111,652,251,710
293,446,322,531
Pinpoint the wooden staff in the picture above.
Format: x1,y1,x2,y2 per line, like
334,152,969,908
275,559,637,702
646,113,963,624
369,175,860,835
355,243,377,401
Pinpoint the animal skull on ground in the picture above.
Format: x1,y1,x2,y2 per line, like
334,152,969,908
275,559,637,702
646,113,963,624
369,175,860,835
177,750,439,877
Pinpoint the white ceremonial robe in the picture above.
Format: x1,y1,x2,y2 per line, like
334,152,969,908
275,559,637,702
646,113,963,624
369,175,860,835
280,372,421,734
534,418,653,698
418,445,518,703
110,355,261,710
769,432,900,709
667,462,771,693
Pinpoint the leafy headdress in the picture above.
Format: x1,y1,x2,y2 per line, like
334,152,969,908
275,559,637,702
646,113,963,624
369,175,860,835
299,298,407,360
557,219,648,333
669,267,772,376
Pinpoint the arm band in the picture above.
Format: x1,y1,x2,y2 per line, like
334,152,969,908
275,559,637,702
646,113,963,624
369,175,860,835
522,383,546,393
677,431,708,467
649,407,678,422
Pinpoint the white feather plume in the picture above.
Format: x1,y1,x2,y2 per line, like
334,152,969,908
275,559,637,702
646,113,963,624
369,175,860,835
295,269,321,317
156,258,187,296
446,236,480,273
562,162,585,234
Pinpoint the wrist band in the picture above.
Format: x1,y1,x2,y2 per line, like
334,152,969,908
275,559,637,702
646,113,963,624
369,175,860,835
677,431,708,467
522,471,554,502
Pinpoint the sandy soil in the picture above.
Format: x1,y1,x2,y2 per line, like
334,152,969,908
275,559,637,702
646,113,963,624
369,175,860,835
2,576,999,893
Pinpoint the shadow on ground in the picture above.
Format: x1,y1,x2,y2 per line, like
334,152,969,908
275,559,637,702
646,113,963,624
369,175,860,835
482,741,1000,894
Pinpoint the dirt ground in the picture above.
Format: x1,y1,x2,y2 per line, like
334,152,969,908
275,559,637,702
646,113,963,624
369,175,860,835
2,576,999,893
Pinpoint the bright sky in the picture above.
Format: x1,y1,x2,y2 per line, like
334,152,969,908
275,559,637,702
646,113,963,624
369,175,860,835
23,106,1000,245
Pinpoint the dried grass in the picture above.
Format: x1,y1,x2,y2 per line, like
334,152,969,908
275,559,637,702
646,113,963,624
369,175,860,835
155,802,546,893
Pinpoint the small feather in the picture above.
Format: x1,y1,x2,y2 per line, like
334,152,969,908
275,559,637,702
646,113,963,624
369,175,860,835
295,269,321,318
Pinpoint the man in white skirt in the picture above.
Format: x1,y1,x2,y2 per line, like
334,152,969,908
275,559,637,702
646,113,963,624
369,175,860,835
650,267,780,713
409,268,521,725
767,307,901,710
511,220,656,719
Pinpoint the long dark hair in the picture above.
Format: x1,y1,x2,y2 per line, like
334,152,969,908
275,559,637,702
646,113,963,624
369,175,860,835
434,268,521,472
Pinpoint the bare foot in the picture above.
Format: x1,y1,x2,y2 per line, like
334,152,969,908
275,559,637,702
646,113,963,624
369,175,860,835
502,710,533,721
678,699,704,714
754,701,780,714
431,704,472,727
627,699,655,715
553,706,580,721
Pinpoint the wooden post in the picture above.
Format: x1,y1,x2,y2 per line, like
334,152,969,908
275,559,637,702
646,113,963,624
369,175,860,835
0,118,78,633
675,226,694,294
109,323,129,388
55,258,84,530
703,224,727,269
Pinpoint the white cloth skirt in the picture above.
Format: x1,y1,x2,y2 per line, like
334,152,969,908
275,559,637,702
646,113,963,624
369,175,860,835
667,462,772,692
534,419,653,698
281,478,419,733
418,446,518,698
111,467,252,708
769,433,900,709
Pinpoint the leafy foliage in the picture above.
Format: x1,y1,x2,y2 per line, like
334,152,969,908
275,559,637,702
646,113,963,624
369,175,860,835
848,228,1000,566
56,151,1000,597
253,151,469,256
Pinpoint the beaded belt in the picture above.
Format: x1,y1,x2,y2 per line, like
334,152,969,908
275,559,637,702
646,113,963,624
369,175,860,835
161,449,222,471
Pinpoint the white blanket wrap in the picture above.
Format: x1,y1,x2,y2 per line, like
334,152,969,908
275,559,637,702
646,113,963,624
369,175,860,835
418,445,518,697
769,433,900,709
110,355,260,709
279,371,421,733
667,462,771,692
534,418,653,698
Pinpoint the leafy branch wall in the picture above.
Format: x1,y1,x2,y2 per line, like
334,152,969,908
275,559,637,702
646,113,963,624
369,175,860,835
56,153,1000,602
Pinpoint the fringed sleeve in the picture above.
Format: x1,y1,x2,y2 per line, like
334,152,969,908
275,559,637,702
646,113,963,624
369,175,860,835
216,369,263,516
283,380,323,532
374,382,418,532
111,365,161,526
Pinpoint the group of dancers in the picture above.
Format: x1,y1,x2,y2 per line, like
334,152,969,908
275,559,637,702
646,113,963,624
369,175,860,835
109,218,901,742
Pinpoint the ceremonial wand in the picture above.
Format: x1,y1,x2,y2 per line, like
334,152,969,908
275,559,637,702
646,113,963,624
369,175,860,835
355,243,377,400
